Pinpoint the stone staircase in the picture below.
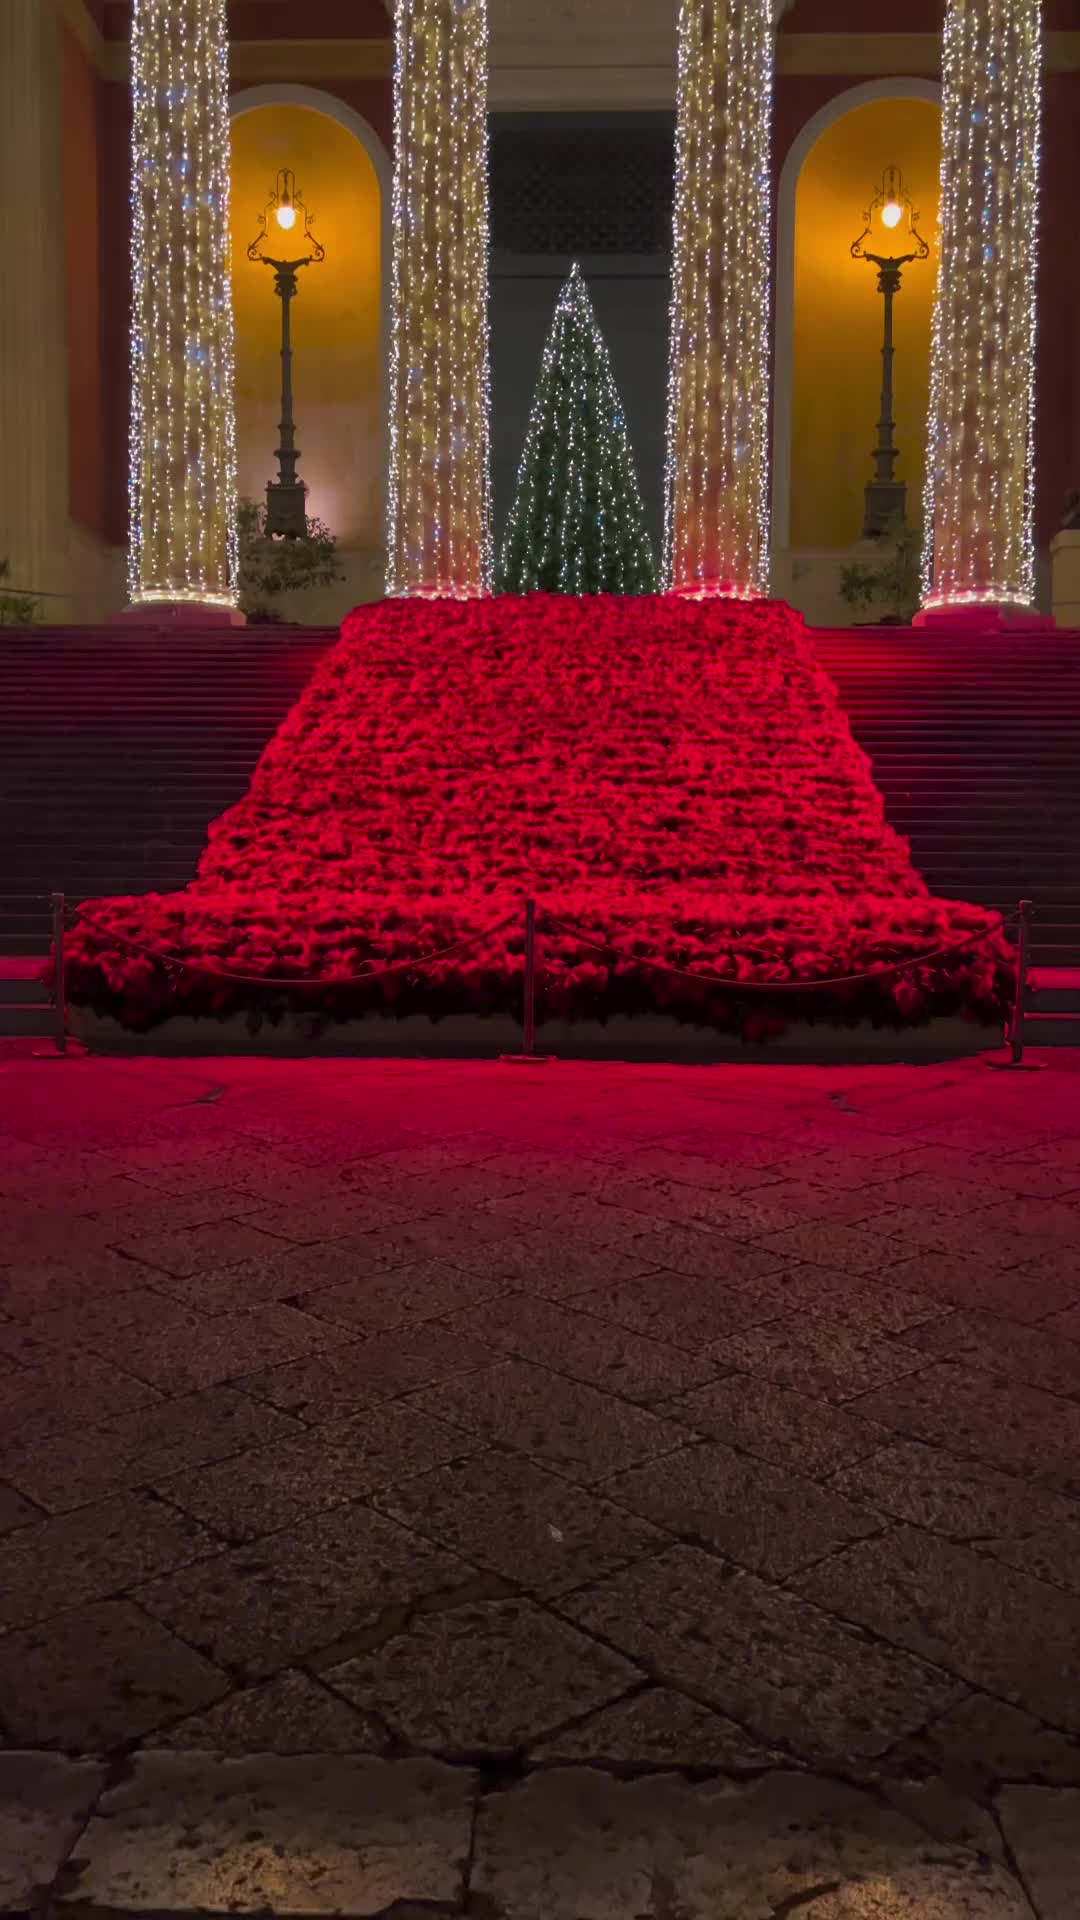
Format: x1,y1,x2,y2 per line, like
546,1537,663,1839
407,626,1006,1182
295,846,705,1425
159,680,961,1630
1,618,1077,1041
0,957,54,1043
815,625,1080,974
0,623,338,956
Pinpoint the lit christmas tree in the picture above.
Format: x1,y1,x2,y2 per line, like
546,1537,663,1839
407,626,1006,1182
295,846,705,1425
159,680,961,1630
498,265,658,595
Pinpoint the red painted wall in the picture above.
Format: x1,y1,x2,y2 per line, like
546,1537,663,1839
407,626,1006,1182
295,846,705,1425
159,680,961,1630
782,1,1077,26
103,1,388,36
61,24,108,540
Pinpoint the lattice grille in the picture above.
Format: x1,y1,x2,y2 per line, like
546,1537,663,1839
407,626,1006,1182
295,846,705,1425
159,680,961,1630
491,125,674,255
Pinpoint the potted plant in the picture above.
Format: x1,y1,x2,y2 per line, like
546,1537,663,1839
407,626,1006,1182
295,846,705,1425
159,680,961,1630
839,518,922,626
237,498,342,624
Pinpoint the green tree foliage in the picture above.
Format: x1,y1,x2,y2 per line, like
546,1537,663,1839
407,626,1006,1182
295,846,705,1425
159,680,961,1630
499,264,658,595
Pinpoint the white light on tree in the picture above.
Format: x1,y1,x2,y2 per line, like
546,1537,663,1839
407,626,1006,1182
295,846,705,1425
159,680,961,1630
664,0,774,599
921,0,1043,614
387,0,493,599
128,0,239,610
499,265,658,595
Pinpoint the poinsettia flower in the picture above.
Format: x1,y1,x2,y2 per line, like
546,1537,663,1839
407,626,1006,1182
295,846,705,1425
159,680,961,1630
63,594,1013,1036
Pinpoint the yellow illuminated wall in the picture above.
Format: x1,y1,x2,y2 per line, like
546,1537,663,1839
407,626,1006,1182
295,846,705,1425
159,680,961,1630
230,104,382,547
791,97,940,551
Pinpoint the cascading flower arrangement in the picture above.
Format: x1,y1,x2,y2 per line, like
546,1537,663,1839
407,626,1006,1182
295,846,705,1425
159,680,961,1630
64,595,1012,1035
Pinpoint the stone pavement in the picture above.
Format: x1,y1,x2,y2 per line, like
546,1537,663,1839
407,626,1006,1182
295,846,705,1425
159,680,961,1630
1,1049,1080,1913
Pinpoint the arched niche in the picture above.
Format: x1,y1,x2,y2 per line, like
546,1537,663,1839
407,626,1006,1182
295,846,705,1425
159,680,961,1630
772,80,942,589
229,86,391,557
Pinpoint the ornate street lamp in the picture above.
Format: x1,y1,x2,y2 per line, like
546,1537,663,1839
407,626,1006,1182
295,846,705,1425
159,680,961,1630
851,166,928,538
248,168,325,539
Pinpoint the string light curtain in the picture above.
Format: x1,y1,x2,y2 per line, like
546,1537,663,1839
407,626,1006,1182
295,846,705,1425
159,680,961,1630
665,0,774,599
128,0,239,610
387,0,493,598
921,0,1043,615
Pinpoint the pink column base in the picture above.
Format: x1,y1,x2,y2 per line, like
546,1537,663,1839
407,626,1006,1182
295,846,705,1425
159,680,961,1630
114,603,248,628
913,603,1055,634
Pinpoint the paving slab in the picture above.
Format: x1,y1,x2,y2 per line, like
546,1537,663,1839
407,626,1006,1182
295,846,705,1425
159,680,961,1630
373,1448,667,1596
831,1439,1080,1594
663,1373,892,1476
997,1785,1080,1920
0,1482,41,1533
0,1601,227,1750
144,1670,386,1754
441,1231,662,1299
880,1694,1080,1793
409,1357,693,1483
898,1308,1080,1400
135,1505,475,1679
471,1767,1034,1920
0,1384,302,1513
448,1291,718,1402
0,1352,161,1448
236,1322,495,1422
3,1055,1080,1775
795,1525,1080,1732
0,1753,105,1912
711,1307,933,1403
56,1754,474,1916
101,1302,335,1395
855,1363,1080,1496
0,1489,216,1630
296,1256,509,1335
601,1438,880,1578
154,1403,482,1542
884,1250,1080,1324
561,1545,963,1766
530,1687,779,1770
325,1596,641,1753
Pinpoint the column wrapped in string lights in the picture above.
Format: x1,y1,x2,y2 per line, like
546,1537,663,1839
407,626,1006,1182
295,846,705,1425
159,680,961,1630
387,0,493,598
920,0,1043,619
664,0,774,599
128,0,239,611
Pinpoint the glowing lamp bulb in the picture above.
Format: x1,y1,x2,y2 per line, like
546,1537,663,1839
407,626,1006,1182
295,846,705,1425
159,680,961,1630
881,197,903,230
276,201,296,231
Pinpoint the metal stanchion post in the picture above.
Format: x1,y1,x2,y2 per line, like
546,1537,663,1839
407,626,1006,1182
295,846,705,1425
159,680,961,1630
52,892,67,1056
522,897,537,1058
500,897,553,1065
34,891,84,1059
1011,898,1031,1065
989,896,1043,1071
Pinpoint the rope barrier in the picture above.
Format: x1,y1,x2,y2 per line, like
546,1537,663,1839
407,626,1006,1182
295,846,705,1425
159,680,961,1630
65,895,1015,999
539,907,1014,994
68,903,519,990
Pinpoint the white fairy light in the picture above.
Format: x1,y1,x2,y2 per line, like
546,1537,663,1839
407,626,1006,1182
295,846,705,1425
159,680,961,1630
920,0,1043,614
498,265,658,595
128,0,239,610
387,0,493,599
664,0,774,599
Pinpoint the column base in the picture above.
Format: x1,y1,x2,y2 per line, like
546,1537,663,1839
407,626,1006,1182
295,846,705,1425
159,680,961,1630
115,602,247,628
666,583,776,604
1050,529,1080,629
913,603,1055,634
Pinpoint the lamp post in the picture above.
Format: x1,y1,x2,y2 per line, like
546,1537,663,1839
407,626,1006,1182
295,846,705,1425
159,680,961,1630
248,168,325,539
851,166,928,539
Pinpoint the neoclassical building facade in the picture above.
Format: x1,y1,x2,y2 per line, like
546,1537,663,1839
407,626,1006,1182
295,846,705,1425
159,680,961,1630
1,0,1077,622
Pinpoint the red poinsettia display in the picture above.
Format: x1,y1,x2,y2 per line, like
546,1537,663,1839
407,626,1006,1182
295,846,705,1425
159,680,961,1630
64,595,1012,1034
